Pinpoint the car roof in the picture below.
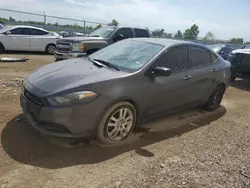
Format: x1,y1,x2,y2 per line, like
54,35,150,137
232,48,250,55
1,25,48,32
129,38,199,48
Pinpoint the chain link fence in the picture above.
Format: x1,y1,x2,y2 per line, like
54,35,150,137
0,8,108,34
0,8,245,50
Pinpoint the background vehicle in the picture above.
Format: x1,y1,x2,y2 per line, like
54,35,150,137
59,31,70,38
227,48,250,81
244,45,250,49
0,25,61,54
207,44,233,60
21,38,231,144
70,32,85,37
54,26,151,61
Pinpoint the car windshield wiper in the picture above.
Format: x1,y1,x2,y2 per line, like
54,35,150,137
93,59,120,71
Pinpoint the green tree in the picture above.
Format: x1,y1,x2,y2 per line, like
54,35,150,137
165,33,173,38
93,24,102,30
151,29,165,37
229,38,244,44
174,30,183,39
108,19,119,26
9,16,16,22
204,31,216,41
183,24,199,40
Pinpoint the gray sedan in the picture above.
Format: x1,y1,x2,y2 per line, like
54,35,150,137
20,38,231,144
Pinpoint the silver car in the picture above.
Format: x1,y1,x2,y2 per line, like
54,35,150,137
20,38,231,144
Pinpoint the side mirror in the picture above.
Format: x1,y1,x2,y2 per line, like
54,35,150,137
152,67,172,77
113,34,124,42
5,31,11,35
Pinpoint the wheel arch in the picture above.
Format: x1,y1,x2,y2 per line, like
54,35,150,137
97,97,140,127
0,42,5,51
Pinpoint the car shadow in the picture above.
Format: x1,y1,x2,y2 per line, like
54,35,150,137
1,106,226,169
1,51,51,56
230,79,250,91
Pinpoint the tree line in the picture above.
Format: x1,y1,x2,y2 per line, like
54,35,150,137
151,24,249,44
1,16,249,44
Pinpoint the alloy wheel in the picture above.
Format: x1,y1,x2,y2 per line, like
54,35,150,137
106,108,134,141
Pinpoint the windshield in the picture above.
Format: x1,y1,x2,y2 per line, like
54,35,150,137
207,44,224,53
245,45,250,49
89,27,115,38
89,39,164,72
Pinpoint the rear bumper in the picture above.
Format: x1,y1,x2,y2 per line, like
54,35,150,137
54,51,86,61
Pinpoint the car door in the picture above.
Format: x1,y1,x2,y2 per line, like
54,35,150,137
141,45,195,116
111,28,133,43
188,45,219,103
3,27,31,51
30,28,50,52
233,53,250,77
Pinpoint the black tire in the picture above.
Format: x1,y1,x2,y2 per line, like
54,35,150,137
46,44,56,55
0,43,5,53
203,85,225,111
97,101,136,145
231,76,236,82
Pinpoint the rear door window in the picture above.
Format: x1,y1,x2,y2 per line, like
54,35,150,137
190,46,211,67
155,45,189,72
30,29,48,35
134,29,149,37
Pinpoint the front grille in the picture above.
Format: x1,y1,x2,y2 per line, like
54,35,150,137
23,88,43,106
56,42,71,52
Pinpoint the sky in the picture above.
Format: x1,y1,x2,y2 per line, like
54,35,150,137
0,0,250,40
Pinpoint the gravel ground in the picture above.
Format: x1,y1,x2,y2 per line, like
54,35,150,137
0,53,250,188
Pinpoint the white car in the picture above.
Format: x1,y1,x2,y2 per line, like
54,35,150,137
0,25,62,54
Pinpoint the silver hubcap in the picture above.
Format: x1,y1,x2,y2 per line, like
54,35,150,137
107,108,134,141
48,45,55,54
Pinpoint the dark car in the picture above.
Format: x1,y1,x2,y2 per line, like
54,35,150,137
21,38,231,144
227,49,250,81
207,44,233,60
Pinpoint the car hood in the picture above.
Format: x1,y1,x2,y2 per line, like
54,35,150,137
57,36,105,43
231,49,250,55
27,58,128,94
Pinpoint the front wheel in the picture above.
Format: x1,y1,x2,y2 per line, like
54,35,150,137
46,44,56,55
203,85,225,111
97,101,136,145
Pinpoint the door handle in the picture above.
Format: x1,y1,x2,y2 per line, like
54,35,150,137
212,69,218,72
182,76,192,80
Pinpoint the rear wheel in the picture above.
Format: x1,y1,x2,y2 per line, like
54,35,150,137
203,85,225,111
97,101,136,145
231,76,236,82
0,43,5,53
46,44,56,55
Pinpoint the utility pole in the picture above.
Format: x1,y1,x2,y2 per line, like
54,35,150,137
83,17,86,34
43,11,46,28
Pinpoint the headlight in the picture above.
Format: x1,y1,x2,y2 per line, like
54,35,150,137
47,91,98,106
71,42,84,52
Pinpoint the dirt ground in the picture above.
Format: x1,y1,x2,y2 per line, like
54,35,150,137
0,53,250,188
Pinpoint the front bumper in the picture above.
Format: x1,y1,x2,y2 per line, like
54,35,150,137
20,90,100,138
54,51,86,61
